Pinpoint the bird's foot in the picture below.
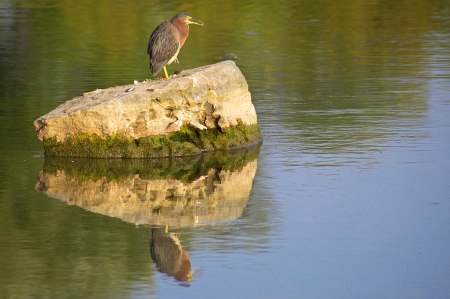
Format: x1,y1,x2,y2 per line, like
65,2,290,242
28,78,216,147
163,66,170,79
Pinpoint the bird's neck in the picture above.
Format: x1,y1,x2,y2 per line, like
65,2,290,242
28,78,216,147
178,25,189,47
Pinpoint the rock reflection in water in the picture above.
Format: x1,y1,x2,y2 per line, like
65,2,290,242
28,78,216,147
150,227,192,283
35,143,261,227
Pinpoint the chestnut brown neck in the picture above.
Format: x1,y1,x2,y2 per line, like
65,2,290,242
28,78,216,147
172,18,189,47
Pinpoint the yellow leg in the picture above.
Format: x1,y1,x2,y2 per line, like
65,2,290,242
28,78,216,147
175,58,179,64
165,224,168,233
163,66,169,79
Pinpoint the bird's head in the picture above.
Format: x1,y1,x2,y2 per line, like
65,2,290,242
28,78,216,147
172,12,204,26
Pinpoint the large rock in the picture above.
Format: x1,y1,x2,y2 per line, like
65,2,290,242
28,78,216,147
34,61,262,158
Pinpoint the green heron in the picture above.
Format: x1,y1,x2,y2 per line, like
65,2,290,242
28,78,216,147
147,12,204,79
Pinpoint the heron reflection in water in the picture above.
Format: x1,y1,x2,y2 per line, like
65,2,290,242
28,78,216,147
150,226,193,284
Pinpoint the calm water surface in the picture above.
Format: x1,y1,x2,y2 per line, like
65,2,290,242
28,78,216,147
1,0,450,298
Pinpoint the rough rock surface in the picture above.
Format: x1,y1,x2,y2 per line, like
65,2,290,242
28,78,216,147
33,61,261,157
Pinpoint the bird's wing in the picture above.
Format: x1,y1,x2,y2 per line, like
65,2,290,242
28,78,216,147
148,21,180,76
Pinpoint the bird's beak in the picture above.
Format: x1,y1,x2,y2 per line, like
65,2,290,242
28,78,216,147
186,16,204,26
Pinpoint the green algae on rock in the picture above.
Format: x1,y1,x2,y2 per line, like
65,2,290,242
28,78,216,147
43,124,262,158
37,142,261,183
34,61,262,157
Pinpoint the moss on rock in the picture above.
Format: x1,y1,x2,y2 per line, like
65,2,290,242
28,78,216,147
43,124,262,158
39,142,262,183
